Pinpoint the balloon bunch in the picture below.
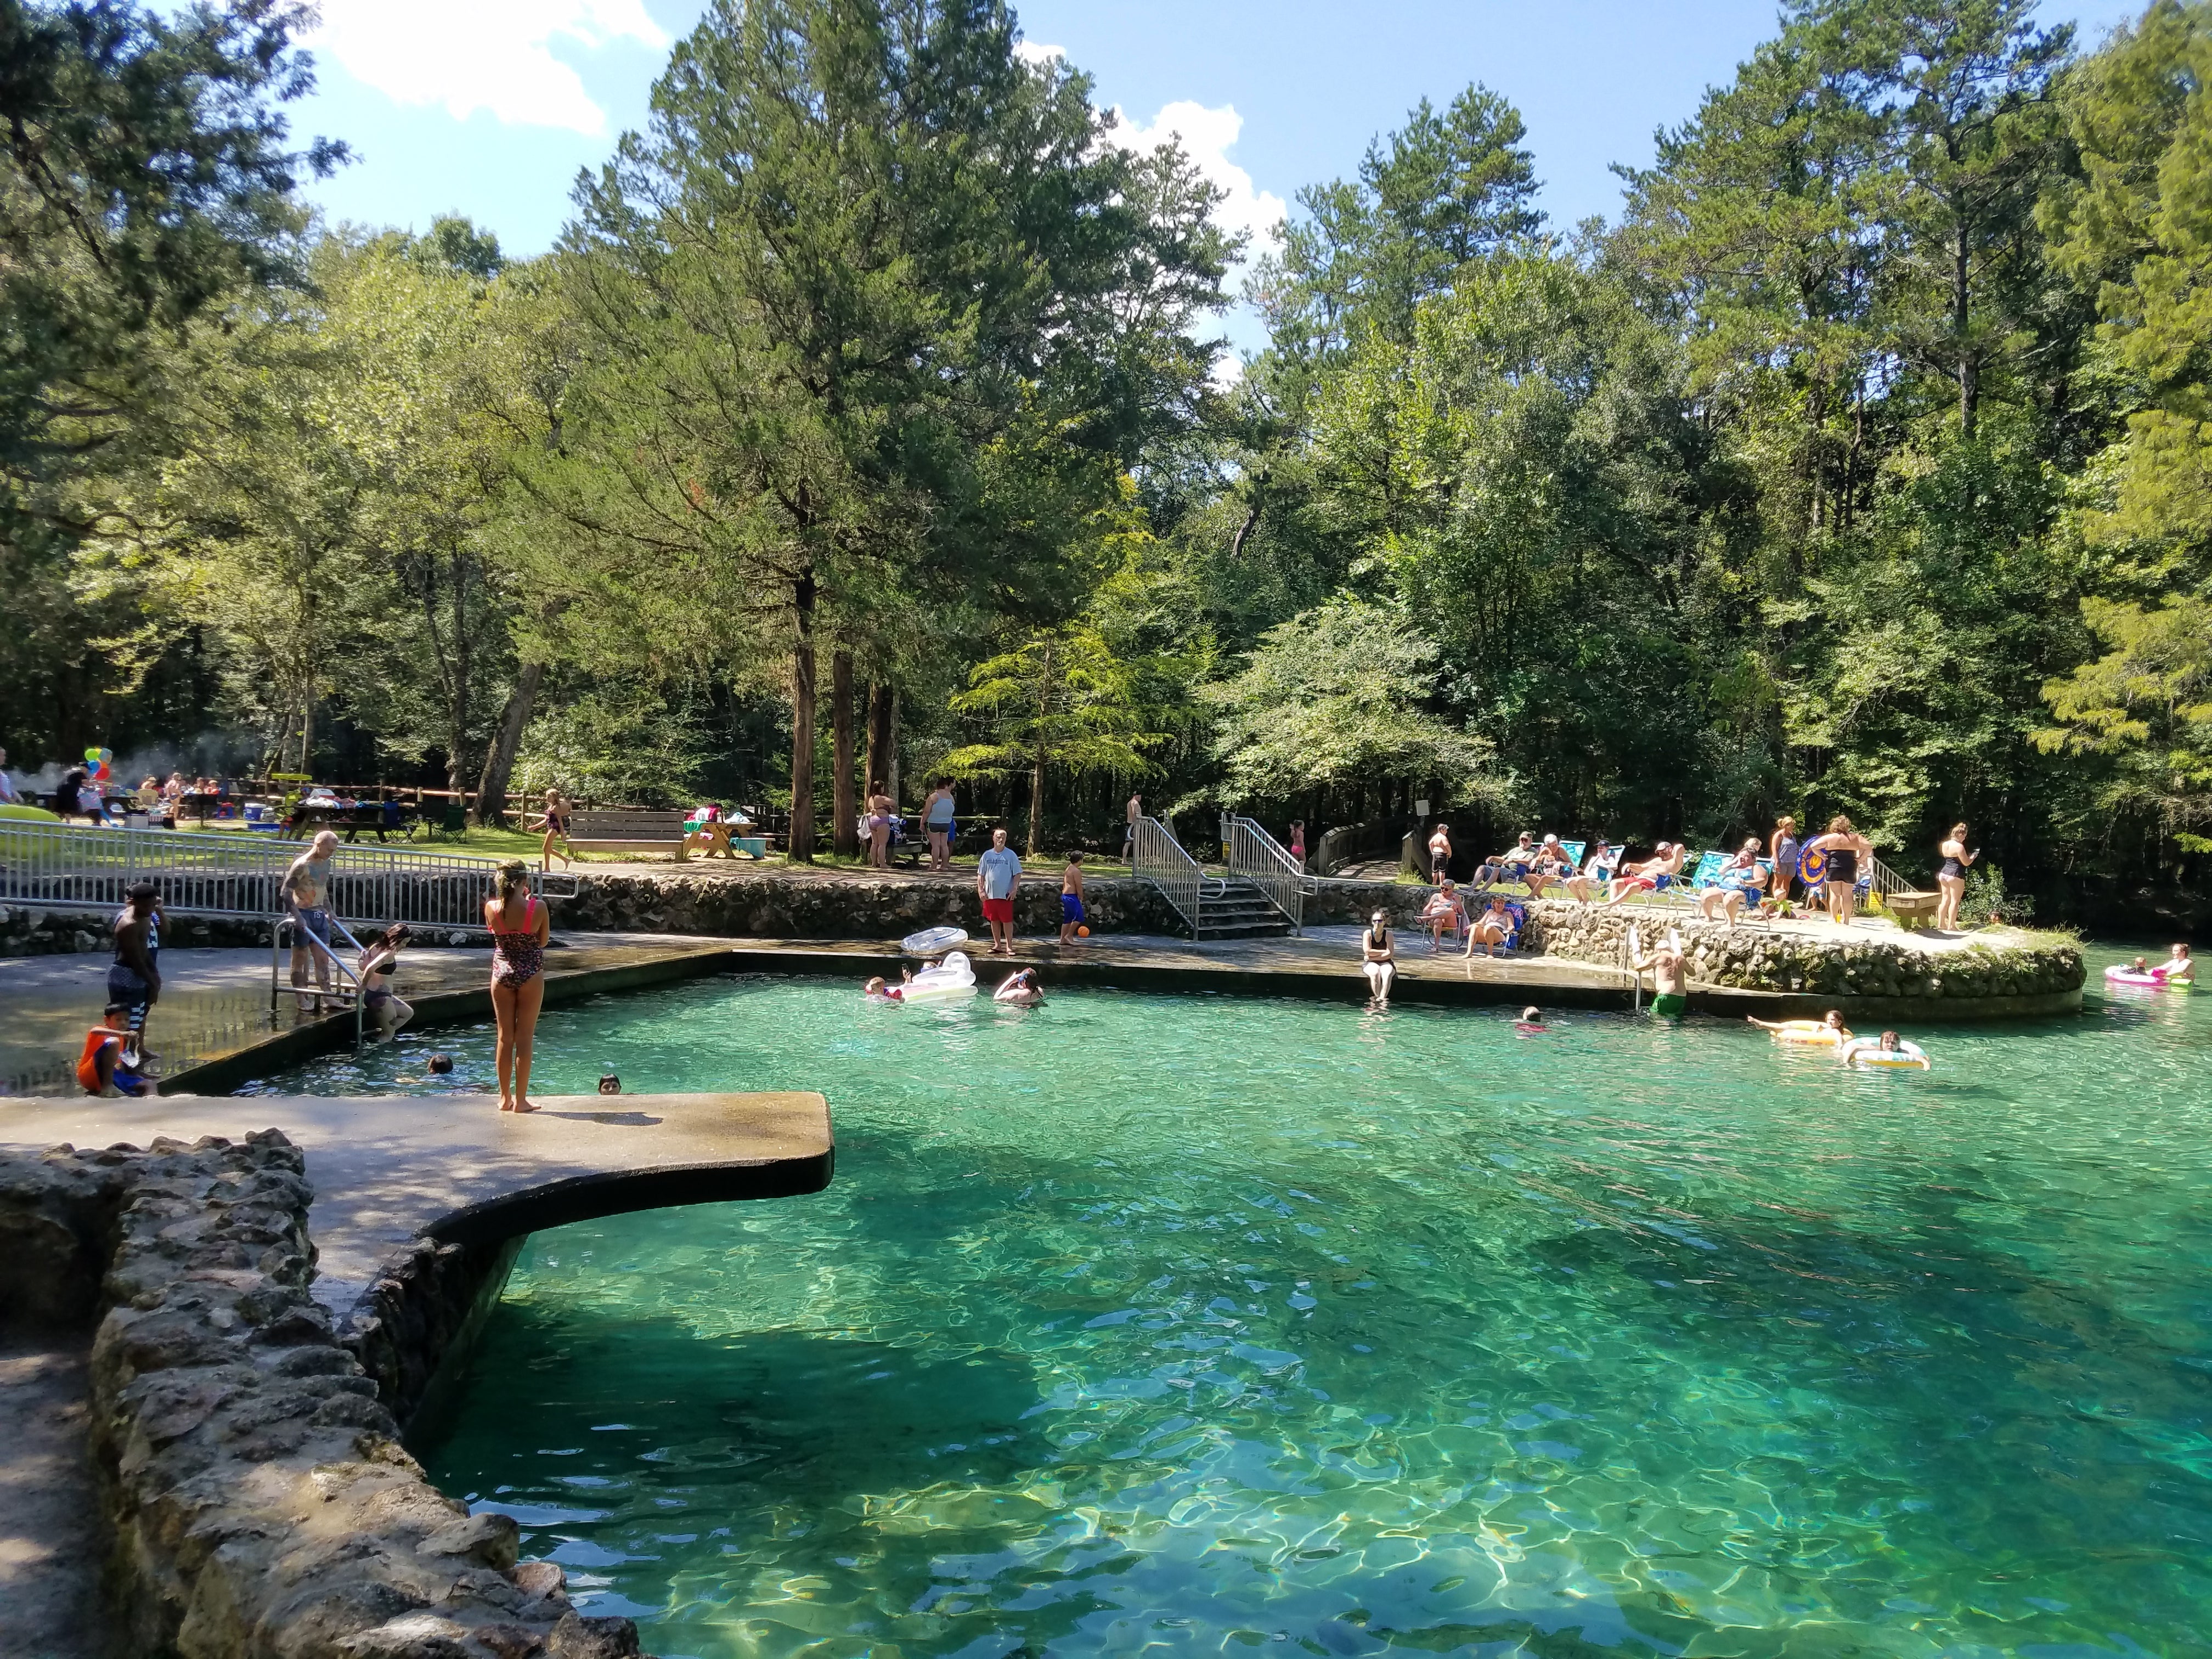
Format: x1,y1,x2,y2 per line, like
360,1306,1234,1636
84,747,112,786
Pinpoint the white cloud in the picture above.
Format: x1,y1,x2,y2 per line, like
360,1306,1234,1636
306,0,669,134
1013,39,1065,66
1106,100,1283,383
1107,99,1285,263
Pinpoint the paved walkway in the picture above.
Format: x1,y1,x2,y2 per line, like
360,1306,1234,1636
0,934,730,1098
3,1090,832,1313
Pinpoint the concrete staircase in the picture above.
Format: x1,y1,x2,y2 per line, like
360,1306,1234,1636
1196,878,1296,940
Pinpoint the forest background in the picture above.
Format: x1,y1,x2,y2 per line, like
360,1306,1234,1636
4,0,2211,928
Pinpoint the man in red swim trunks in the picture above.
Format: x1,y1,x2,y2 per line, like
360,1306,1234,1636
976,826,1023,956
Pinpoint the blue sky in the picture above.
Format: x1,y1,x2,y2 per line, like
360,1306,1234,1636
293,0,2149,357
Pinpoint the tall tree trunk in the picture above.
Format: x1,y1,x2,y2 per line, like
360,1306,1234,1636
1953,221,1977,442
831,648,857,857
473,661,542,826
788,573,818,862
1028,738,1047,857
866,681,894,797
447,548,471,796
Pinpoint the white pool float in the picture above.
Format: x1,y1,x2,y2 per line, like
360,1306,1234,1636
2104,964,2191,990
902,925,969,957
897,950,977,1003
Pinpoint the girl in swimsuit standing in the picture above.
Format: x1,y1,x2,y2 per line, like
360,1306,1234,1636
1934,821,1977,932
484,861,551,1111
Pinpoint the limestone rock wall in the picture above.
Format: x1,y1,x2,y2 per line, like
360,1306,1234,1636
1,905,274,958
1523,900,2086,1001
0,1135,650,1659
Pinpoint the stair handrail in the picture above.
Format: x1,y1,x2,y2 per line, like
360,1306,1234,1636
1224,815,1306,935
1130,815,1203,938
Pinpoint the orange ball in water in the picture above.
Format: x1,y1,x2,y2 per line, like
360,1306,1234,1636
1077,925,1090,936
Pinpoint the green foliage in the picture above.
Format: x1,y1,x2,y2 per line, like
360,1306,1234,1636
512,684,704,808
1203,596,1499,808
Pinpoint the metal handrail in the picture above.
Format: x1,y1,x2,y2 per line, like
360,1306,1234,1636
1224,815,1306,935
270,910,367,1047
0,821,522,928
1131,816,1203,938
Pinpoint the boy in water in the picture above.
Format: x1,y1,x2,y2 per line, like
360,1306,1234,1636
77,1003,151,1097
1059,851,1087,944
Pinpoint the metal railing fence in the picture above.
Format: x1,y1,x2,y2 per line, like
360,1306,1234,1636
1224,815,1307,935
1130,816,1203,938
0,821,521,930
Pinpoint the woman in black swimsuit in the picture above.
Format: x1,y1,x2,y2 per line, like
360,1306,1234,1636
1804,815,1874,926
1934,821,1977,932
1360,909,1397,1006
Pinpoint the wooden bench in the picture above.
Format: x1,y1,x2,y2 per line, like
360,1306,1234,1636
567,810,770,860
1882,889,1942,930
568,810,697,859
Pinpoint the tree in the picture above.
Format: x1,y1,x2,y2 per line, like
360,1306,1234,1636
942,624,1163,853
532,0,1234,859
0,0,338,765
1204,596,1499,809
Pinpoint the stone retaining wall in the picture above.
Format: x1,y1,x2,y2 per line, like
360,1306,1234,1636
1,906,497,958
0,1134,650,1659
1523,900,2085,1003
553,871,1419,940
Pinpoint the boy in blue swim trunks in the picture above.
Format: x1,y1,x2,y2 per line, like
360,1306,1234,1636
1059,851,1087,944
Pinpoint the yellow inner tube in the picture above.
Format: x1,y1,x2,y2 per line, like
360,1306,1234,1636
1771,1020,1850,1045
1847,1041,1929,1069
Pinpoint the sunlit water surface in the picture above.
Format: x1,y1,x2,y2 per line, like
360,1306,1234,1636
256,951,2212,1657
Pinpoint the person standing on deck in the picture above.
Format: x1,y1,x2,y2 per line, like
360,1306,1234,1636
110,882,162,1043
922,778,956,873
1427,821,1453,884
978,828,1023,956
283,831,341,1014
1124,793,1142,863
1059,851,1087,945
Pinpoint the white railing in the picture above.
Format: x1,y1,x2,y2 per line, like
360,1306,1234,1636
0,821,523,929
1866,854,1917,904
1224,816,1307,935
1130,816,1203,938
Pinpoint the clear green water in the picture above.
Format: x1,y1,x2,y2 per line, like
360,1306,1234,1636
257,956,2212,1657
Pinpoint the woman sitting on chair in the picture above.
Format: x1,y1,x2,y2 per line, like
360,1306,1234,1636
1562,839,1618,904
1697,837,1768,924
1419,880,1466,952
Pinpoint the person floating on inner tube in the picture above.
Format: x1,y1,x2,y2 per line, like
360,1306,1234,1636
2154,944,2193,984
1841,1030,1931,1069
1747,1009,1853,1045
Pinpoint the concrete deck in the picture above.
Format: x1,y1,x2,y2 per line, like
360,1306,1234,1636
1,1090,833,1313
0,933,737,1098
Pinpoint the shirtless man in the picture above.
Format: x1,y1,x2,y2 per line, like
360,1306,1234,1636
284,830,341,1013
1124,793,1142,864
1631,928,1690,1016
1605,841,1687,906
1427,821,1454,884
109,882,163,1043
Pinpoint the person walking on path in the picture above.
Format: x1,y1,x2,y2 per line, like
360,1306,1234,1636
1058,851,1087,944
866,784,894,868
1934,822,1978,932
922,779,956,873
978,828,1023,956
1124,793,1143,863
110,882,162,1042
484,861,550,1111
537,787,574,871
1289,819,1307,871
283,831,340,1014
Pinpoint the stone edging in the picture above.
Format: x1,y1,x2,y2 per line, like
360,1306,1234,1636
1521,900,2085,1004
1,1133,653,1659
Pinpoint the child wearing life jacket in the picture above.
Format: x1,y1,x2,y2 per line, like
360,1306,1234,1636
77,1003,150,1097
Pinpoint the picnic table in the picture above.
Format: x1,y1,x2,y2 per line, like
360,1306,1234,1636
285,800,419,842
